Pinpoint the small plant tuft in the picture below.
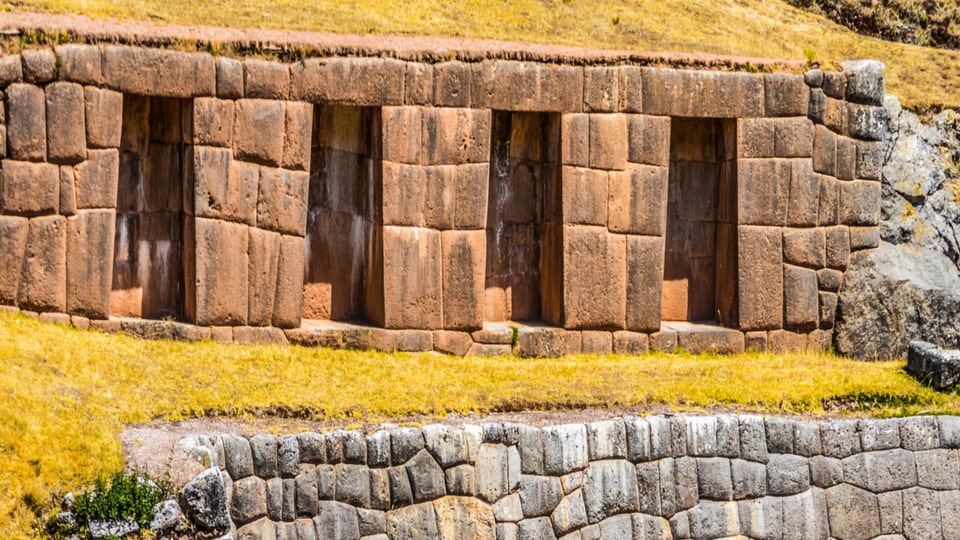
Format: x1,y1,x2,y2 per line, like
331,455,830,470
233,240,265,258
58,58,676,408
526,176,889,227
510,325,520,348
611,15,621,25
802,45,818,65
71,471,171,531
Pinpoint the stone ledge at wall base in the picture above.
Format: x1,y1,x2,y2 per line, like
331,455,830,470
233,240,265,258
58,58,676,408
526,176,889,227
5,308,835,357
908,341,960,390
168,413,960,540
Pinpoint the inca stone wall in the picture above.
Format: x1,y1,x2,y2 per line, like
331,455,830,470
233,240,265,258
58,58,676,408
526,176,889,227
177,414,960,539
0,44,887,356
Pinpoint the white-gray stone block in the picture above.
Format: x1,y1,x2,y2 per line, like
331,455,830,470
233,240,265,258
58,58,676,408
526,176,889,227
543,424,589,476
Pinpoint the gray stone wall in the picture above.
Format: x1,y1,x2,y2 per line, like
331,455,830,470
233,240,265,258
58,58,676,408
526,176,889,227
178,414,960,539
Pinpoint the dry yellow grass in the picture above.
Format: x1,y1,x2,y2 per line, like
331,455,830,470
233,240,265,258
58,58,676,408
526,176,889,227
0,311,956,537
8,0,960,110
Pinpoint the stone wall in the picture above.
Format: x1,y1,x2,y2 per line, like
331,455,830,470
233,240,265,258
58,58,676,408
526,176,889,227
0,44,888,355
177,414,960,539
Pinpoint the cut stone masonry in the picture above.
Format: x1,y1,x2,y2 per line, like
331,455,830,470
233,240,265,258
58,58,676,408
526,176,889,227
0,45,887,356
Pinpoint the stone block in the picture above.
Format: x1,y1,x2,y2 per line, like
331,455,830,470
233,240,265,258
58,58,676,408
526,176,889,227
295,466,318,516
382,106,422,165
737,159,790,226
188,218,249,325
560,113,589,167
1,160,59,215
422,107,491,165
675,325,745,355
271,235,303,328
835,136,857,180
786,159,819,227
246,228,280,326
628,115,670,166
649,329,677,352
764,73,809,117
223,434,255,479
773,117,814,158
18,216,66,312
432,330,471,357
562,167,608,226
282,102,312,171
518,474,563,518
826,484,880,540
216,57,243,99
562,226,626,329
257,168,308,235
243,59,289,100
433,61,471,107
588,114,627,170
231,476,267,525
843,447,919,493
0,54,21,87
75,149,119,209
825,226,850,270
848,226,879,251
608,164,668,236
847,102,887,141
641,68,764,117
782,228,825,268
543,424,588,476
580,331,613,354
403,62,434,106
697,457,733,500
476,444,513,503
735,117,775,159
0,217,28,305
855,140,883,181
586,420,627,460
83,87,122,149
824,97,848,134
731,459,766,500
45,82,87,164
819,292,837,328
233,99,285,166
292,56,405,106
552,490,588,536
192,97,235,147
583,67,620,113
316,501,361,539
102,46,215,98
737,226,783,330
812,125,836,175
900,416,940,450
817,175,839,226
839,180,881,226
381,226,442,329
6,83,47,161
582,460,640,523
21,49,56,84
612,331,649,355
902,487,942,540
857,418,901,451
196,151,258,224
842,60,885,105
472,60,581,112
783,264,819,329
821,420,861,458
65,210,114,318
744,331,766,352
57,44,100,85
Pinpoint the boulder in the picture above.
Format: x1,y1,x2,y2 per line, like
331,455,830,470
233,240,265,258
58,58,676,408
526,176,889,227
834,241,960,360
178,467,230,534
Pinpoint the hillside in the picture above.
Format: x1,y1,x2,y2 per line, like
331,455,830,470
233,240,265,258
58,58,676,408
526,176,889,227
6,0,960,110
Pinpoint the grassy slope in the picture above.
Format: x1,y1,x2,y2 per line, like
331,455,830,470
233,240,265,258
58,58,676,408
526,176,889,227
9,0,960,110
0,312,956,537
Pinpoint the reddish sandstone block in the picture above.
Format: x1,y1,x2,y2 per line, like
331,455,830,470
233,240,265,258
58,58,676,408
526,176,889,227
216,57,244,99
736,118,775,159
620,66,643,113
57,44,101,85
818,175,840,226
641,68,764,118
650,329,678,352
628,115,670,166
404,62,434,105
613,330,649,355
189,217,249,326
6,83,47,161
273,234,305,329
75,149,120,209
247,228,281,326
767,330,807,354
59,167,77,216
282,102,313,171
516,326,581,357
745,331,767,352
382,226,443,329
581,331,613,354
257,168,309,236
1,160,59,215
454,163,489,230
0,54,22,86
0,217,29,305
784,264,819,329
839,180,881,226
561,113,589,167
676,325,745,355
764,73,810,117
773,117,814,158
243,59,290,100
434,330,473,357
737,159,790,226
824,98,848,135
102,46,215,98
783,228,826,268
817,268,844,292
423,166,457,229
588,114,628,170
584,67,620,113
825,226,850,270
434,61,471,107
608,164,668,236
441,230,485,330
22,49,56,84
66,209,114,318
562,167,608,226
290,57,404,106
813,125,837,175
835,136,857,180
626,235,664,333
738,226,783,331
233,99,286,166
192,97,235,147
196,157,258,224
539,64,584,112
421,107,491,165
849,226,880,251
382,106,423,165
45,82,87,164
382,162,428,227
0,126,6,158
787,159,819,227
144,144,183,212
84,87,122,149
472,61,538,111
820,292,838,329
562,226,626,329
19,215,66,312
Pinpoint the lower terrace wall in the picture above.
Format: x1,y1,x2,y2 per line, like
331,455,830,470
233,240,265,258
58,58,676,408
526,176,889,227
0,44,889,355
177,414,960,539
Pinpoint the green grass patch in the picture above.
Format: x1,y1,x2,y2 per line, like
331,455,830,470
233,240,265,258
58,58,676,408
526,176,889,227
0,311,957,537
8,0,960,110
